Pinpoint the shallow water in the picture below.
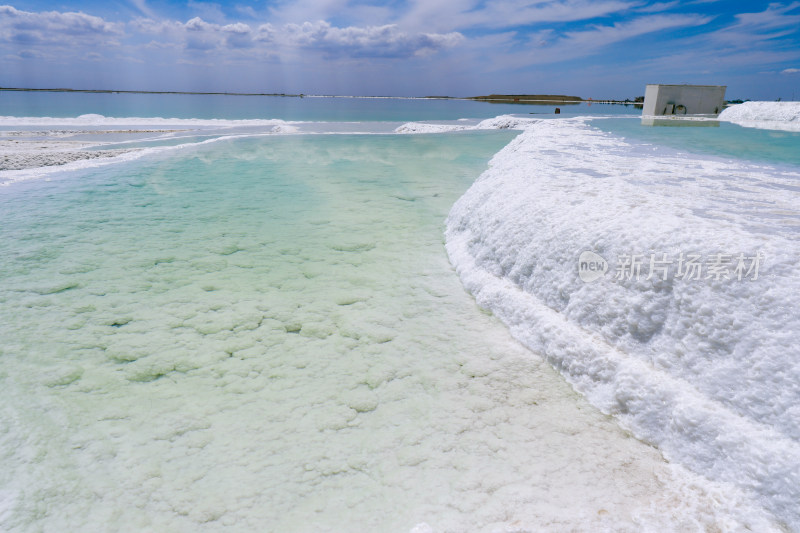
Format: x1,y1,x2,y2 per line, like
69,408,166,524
592,116,800,167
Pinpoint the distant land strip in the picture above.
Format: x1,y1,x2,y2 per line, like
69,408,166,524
468,94,583,103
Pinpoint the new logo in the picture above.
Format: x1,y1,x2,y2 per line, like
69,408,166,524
578,251,608,282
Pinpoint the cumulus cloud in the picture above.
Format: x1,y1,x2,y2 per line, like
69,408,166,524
0,4,123,45
222,22,254,48
278,21,463,57
131,15,462,57
1,3,462,62
185,16,213,32
782,67,800,74
182,16,220,49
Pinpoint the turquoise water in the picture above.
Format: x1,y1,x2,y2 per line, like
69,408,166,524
592,117,800,167
0,131,517,530
0,90,639,121
2,124,754,533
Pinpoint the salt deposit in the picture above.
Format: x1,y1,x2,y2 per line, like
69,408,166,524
446,117,800,530
0,113,301,127
0,140,140,171
395,115,537,134
719,101,800,131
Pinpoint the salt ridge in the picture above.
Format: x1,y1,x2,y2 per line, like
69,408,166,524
394,115,538,133
0,129,296,185
1,113,533,185
719,101,800,131
0,113,302,127
445,117,800,530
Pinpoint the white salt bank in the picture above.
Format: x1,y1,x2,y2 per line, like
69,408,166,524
719,101,800,131
446,117,800,531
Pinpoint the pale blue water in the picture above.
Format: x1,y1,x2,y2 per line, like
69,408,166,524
592,116,800,167
0,90,639,121
2,131,539,532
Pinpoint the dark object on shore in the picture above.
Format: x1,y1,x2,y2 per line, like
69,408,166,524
555,108,561,114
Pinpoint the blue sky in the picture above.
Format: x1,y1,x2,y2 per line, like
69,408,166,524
1,0,799,99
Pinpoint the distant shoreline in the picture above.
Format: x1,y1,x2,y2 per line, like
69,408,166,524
0,87,642,105
0,87,308,97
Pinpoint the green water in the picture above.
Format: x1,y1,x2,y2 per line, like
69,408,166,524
3,131,543,530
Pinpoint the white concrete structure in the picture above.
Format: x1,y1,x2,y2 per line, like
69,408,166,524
642,84,726,116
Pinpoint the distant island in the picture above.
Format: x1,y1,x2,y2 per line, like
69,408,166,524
468,94,584,104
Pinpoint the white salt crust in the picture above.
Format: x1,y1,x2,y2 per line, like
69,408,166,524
445,117,800,530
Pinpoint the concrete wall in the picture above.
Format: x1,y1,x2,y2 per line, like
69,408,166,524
642,84,726,116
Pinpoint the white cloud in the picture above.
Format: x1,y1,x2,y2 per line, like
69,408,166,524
479,0,636,28
185,16,213,32
709,2,800,48
783,67,800,74
644,3,800,76
512,13,711,65
638,48,800,73
130,15,463,58
222,22,250,33
255,23,277,42
399,0,636,33
280,21,463,57
0,4,123,46
561,13,709,47
732,1,800,29
221,22,253,48
635,1,680,13
130,17,187,38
